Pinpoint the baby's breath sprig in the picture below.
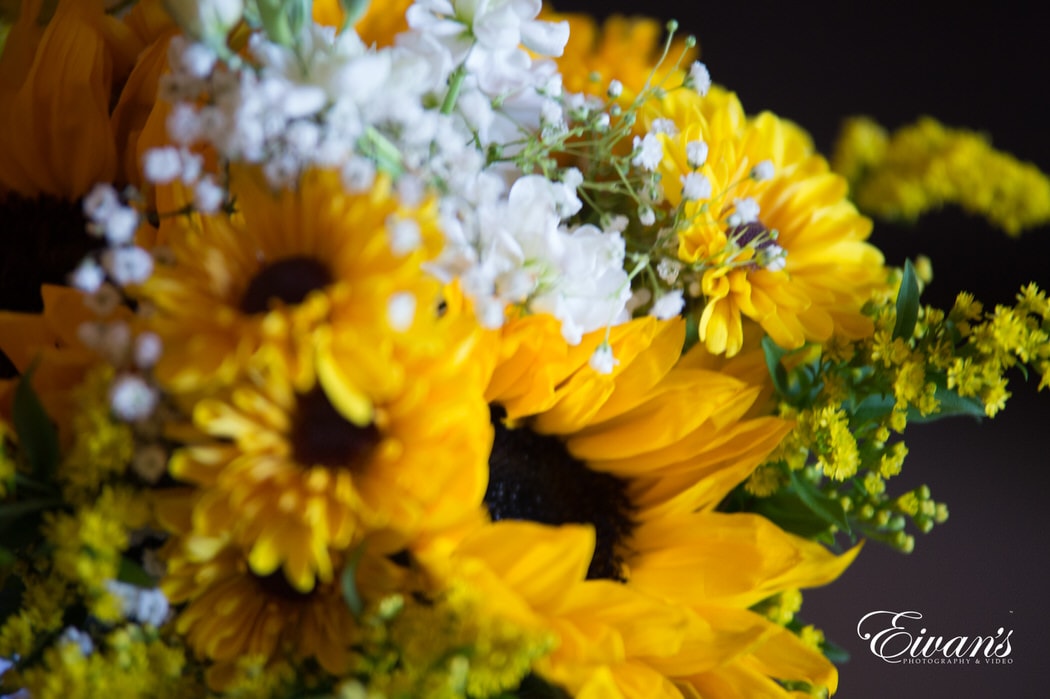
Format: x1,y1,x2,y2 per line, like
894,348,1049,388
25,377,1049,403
727,264,1050,553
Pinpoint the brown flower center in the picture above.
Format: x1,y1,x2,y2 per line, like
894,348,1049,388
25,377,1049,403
253,569,314,600
291,387,380,470
0,194,98,314
239,255,332,314
484,404,635,581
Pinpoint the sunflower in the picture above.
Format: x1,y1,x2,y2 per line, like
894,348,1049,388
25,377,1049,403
156,492,356,688
0,0,171,314
156,168,492,591
646,87,887,356
0,284,130,440
415,314,855,697
141,167,445,396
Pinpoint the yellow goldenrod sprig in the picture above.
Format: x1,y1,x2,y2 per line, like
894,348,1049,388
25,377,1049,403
833,116,1050,236
733,264,1049,553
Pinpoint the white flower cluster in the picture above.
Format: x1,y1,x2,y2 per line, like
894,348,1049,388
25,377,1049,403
143,1,639,347
104,580,170,627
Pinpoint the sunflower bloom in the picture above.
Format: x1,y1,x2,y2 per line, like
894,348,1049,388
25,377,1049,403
429,314,855,696
155,168,491,591
0,0,172,314
141,168,445,396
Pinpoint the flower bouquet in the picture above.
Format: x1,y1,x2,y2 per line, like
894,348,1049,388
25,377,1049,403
1,1,1048,697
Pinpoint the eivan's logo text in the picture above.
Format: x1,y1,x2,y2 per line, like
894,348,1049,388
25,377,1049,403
857,611,1013,665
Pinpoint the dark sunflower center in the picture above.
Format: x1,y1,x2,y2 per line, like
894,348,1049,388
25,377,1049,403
253,570,314,600
484,404,635,581
0,194,98,314
291,387,380,469
239,255,333,314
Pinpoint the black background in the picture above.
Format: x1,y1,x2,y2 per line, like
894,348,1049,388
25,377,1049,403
557,1,1050,697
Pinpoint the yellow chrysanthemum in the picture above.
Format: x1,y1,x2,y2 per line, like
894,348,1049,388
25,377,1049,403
649,87,887,356
169,327,491,592
141,167,445,396
549,12,697,100
157,493,355,687
428,314,856,697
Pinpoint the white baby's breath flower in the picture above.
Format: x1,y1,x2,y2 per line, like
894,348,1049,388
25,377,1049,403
589,342,619,374
109,374,158,421
638,205,656,226
387,292,417,331
631,133,663,171
102,246,153,286
143,147,183,184
688,60,711,96
134,332,163,369
58,627,94,656
649,118,678,136
728,197,761,225
607,79,623,98
70,258,105,294
105,580,169,626
650,290,685,320
193,176,225,213
751,159,775,181
681,172,712,201
82,183,121,223
103,206,140,246
387,216,422,255
686,139,709,168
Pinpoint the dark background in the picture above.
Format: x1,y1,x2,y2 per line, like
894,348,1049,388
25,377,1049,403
557,1,1050,696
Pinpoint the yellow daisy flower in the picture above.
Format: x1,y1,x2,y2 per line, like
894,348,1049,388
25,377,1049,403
170,331,491,593
141,167,445,396
649,88,887,356
157,493,356,687
437,314,856,696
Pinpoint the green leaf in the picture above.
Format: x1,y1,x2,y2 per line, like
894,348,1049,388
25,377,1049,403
822,635,851,665
339,0,371,31
761,336,793,398
848,393,894,429
13,365,60,481
750,490,837,539
117,557,157,588
0,546,14,568
893,259,920,340
907,382,985,423
0,498,62,521
788,470,851,535
761,337,823,406
340,544,367,617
